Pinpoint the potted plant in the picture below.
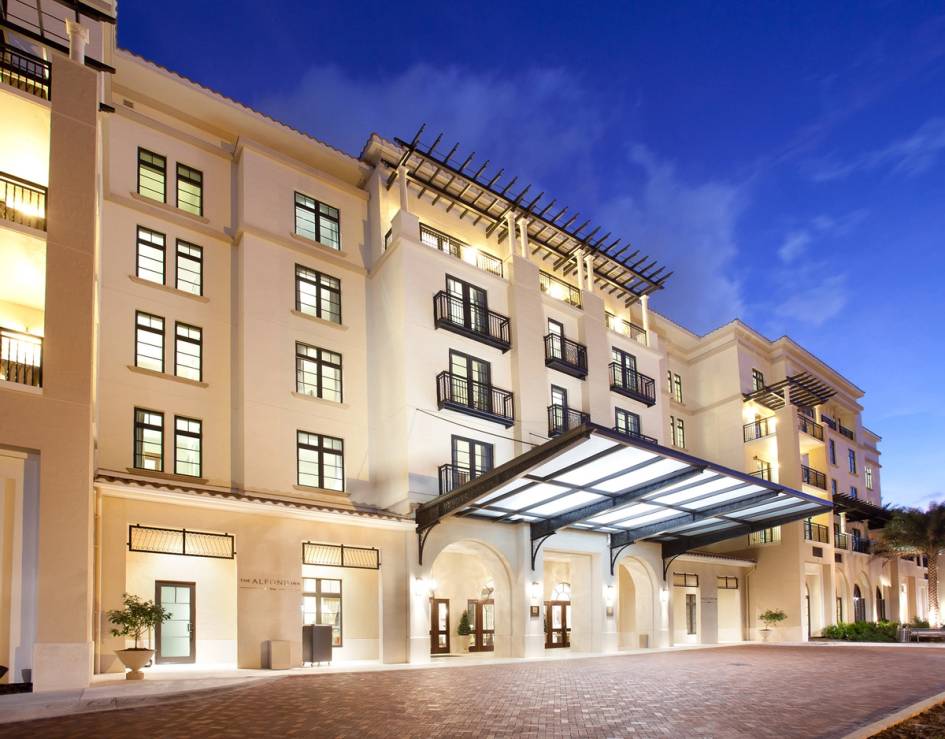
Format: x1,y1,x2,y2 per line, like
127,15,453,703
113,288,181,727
759,609,787,642
107,593,170,680
456,610,472,653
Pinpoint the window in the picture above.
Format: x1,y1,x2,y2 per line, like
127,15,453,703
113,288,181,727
137,148,166,202
174,323,202,382
717,576,738,590
831,479,838,496
175,240,203,295
828,439,837,466
850,486,858,499
295,265,341,324
615,408,641,437
449,349,492,412
452,436,493,482
296,343,342,402
136,226,166,284
297,431,344,491
176,163,203,216
749,527,781,545
446,275,490,335
669,372,682,403
302,577,342,646
751,368,765,392
670,416,685,448
174,416,202,477
672,573,698,588
134,408,164,471
848,449,857,474
685,593,697,635
865,465,874,490
295,192,340,249
135,311,164,372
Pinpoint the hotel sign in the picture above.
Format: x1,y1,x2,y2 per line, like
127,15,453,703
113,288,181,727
239,575,302,592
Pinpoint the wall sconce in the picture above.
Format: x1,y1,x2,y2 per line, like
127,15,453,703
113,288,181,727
659,587,670,604
415,577,436,597
529,580,542,602
604,584,615,607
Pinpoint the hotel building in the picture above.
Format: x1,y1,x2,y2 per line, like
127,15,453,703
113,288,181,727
0,0,930,691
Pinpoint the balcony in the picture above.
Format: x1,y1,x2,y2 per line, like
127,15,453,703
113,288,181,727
436,371,514,427
1,327,42,387
544,334,587,378
801,464,827,490
420,223,503,278
612,425,658,445
750,467,773,482
803,520,829,544
1,43,51,101
852,538,871,554
820,414,837,431
609,363,656,406
798,414,824,441
834,531,850,550
839,423,856,442
743,417,775,442
547,404,589,437
1,171,47,231
539,271,581,308
438,464,480,495
607,314,647,346
433,291,511,352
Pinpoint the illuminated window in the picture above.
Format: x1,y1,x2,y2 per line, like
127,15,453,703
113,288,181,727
751,368,765,392
670,416,685,448
295,192,340,249
136,226,165,284
717,576,738,590
174,416,202,477
297,431,344,491
174,323,202,382
134,408,164,471
615,408,641,437
302,578,343,646
175,240,203,295
295,265,341,324
296,343,342,402
865,465,873,490
135,311,164,372
672,573,699,588
137,148,166,202
176,163,203,216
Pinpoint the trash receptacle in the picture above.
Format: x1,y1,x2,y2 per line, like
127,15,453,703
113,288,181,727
303,624,333,665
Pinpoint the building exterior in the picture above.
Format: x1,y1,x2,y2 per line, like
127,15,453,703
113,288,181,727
0,1,930,692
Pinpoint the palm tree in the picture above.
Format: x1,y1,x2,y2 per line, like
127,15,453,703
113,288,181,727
878,503,945,627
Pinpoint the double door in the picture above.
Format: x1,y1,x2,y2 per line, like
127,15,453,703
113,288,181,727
545,601,571,648
450,350,492,412
447,277,489,334
467,599,495,652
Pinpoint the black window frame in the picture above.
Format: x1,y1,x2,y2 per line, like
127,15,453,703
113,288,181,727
615,407,641,436
133,407,164,471
865,465,873,490
751,368,765,392
828,438,837,466
135,310,165,373
685,593,697,635
294,192,341,250
173,415,202,478
717,576,738,590
672,372,683,403
296,431,345,492
174,322,203,382
302,577,343,647
175,162,204,216
672,572,699,588
136,225,166,284
137,147,166,202
175,239,203,296
451,435,494,480
848,448,857,474
295,342,343,402
295,264,342,324
670,415,685,449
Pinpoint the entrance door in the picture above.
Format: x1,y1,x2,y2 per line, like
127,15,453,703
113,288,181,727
545,601,571,648
155,581,195,664
467,599,495,652
430,598,450,654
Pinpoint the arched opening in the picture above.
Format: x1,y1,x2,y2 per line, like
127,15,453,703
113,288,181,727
429,540,512,657
853,584,866,623
876,586,886,621
616,556,656,649
835,572,849,623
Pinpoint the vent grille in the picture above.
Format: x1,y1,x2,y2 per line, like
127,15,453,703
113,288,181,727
129,524,234,559
302,542,380,570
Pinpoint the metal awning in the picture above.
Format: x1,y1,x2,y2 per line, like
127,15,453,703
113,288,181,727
415,424,831,571
832,492,891,527
743,371,836,410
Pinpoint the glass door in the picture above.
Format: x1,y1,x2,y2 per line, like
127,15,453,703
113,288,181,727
155,581,195,664
545,601,570,648
452,436,493,486
612,347,637,391
551,385,568,430
467,599,495,652
450,350,491,413
430,598,450,654
547,319,564,360
447,276,489,335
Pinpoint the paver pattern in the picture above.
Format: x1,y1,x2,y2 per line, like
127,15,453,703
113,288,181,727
4,645,945,738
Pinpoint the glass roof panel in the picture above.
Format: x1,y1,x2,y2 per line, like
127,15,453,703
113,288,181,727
611,508,681,529
587,502,659,525
527,436,619,478
478,478,534,504
489,482,572,512
595,458,691,494
528,491,605,517
555,446,657,486
681,487,768,510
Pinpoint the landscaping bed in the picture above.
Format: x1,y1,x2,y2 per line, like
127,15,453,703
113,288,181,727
873,701,945,738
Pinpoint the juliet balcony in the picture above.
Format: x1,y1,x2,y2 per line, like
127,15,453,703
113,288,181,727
547,404,589,437
743,416,776,442
1,171,47,231
1,326,43,388
609,363,656,406
612,425,658,445
1,43,51,101
801,464,827,490
436,370,514,427
544,333,587,379
433,291,511,352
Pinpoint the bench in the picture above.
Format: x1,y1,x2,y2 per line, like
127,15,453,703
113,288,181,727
900,627,945,642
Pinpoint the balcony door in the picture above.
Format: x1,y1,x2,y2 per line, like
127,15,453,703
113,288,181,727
547,319,564,361
550,385,568,430
155,581,195,664
447,276,488,335
450,350,491,413
452,436,493,487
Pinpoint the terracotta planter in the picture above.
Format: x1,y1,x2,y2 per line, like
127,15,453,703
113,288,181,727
115,648,154,680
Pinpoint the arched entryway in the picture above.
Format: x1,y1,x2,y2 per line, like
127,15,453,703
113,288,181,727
616,556,657,650
835,572,850,624
428,540,512,657
853,584,866,623
876,586,886,621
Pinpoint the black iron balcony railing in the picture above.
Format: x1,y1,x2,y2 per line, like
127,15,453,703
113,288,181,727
436,371,514,427
834,531,850,550
438,463,485,495
820,414,837,431
749,527,781,545
804,520,829,543
743,417,775,442
750,467,773,481
1,327,43,388
544,334,588,378
839,423,856,442
612,425,658,445
1,43,51,100
0,171,47,231
798,414,825,441
608,363,656,406
420,223,503,277
433,291,511,352
547,404,589,437
606,313,647,345
852,538,871,554
539,270,582,308
801,464,827,490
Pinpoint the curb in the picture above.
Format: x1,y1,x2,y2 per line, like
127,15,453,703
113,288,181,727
841,689,945,739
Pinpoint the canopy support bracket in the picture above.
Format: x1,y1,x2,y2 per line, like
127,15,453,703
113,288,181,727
416,522,439,566
531,533,553,571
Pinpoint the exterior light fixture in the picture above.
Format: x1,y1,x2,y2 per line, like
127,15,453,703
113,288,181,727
659,587,670,604
529,580,542,602
604,584,615,607
461,245,479,265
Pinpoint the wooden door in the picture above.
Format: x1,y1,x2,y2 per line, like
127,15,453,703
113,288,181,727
545,601,570,648
430,598,450,654
467,599,495,652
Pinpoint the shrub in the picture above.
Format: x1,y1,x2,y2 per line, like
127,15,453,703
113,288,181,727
457,610,472,637
912,618,931,629
760,609,787,629
108,593,170,649
821,621,900,642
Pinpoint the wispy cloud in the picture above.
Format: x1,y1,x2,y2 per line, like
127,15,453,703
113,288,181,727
775,273,849,326
778,231,812,264
777,209,868,264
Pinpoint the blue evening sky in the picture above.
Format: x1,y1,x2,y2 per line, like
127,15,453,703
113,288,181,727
117,1,945,508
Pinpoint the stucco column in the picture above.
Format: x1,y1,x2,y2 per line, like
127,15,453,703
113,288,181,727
65,20,90,63
599,555,618,653
407,534,433,664
507,256,546,456
584,253,595,293
580,291,612,424
519,528,545,659
0,451,27,683
640,294,651,347
505,211,516,257
574,248,586,289
516,217,529,258
397,166,410,212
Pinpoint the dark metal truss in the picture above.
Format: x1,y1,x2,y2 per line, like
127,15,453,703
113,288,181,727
743,371,837,410
383,125,672,307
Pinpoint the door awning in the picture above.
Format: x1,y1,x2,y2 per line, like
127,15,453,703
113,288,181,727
415,424,832,570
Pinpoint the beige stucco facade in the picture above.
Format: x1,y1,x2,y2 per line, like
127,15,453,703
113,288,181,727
0,3,932,693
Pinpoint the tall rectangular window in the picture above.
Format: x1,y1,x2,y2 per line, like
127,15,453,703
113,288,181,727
174,323,202,382
451,436,493,480
295,265,341,324
615,408,641,437
686,593,697,635
828,439,837,465
302,577,342,646
136,226,166,284
137,148,166,202
672,373,683,403
670,416,685,448
297,431,344,491
295,343,342,402
850,486,858,499
175,240,203,295
134,408,164,471
174,416,202,477
135,311,164,372
751,368,765,392
176,163,203,216
295,193,341,250
831,479,838,495
848,449,857,474
865,465,873,490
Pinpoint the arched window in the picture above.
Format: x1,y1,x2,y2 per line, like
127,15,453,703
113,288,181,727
876,587,886,621
551,582,571,602
853,585,866,623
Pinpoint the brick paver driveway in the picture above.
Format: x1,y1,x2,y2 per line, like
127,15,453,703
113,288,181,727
5,645,945,738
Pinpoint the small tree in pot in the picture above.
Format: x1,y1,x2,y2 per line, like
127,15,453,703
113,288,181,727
108,593,170,680
456,610,472,653
759,609,787,642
